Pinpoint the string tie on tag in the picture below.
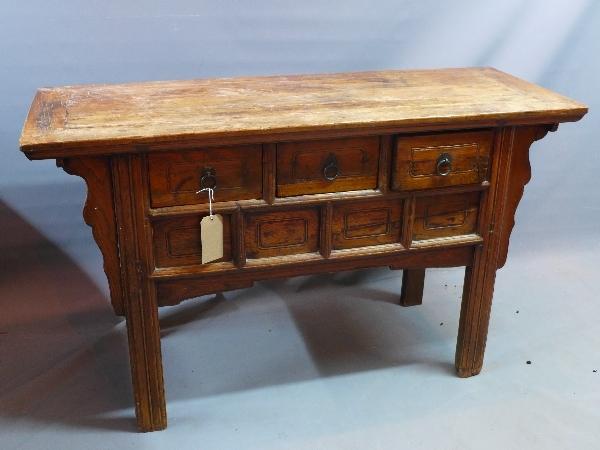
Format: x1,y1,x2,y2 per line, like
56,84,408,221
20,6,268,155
197,187,215,220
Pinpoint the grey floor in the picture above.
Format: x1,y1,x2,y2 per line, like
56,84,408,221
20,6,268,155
1,200,599,450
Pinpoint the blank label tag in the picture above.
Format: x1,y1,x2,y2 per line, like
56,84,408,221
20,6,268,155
201,214,223,264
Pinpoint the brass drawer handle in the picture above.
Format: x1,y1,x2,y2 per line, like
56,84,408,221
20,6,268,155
436,153,452,176
200,167,217,189
323,154,339,181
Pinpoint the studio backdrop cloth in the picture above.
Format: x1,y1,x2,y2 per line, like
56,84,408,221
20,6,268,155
0,1,598,449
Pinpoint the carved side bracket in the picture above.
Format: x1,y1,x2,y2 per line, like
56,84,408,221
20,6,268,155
496,123,558,268
58,157,124,315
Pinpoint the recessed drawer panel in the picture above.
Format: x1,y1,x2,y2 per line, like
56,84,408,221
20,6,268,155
392,130,493,191
276,137,379,197
245,208,320,258
148,145,262,207
332,199,403,250
413,192,480,241
153,215,232,267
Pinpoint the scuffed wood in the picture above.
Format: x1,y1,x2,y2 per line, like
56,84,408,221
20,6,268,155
20,68,587,158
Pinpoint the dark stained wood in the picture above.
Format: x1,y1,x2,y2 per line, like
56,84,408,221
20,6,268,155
244,208,320,258
412,191,481,241
401,195,416,249
377,135,393,194
232,207,246,268
147,145,262,207
319,202,333,258
19,68,587,431
276,136,379,196
152,214,232,268
392,129,493,191
59,157,124,316
20,68,586,159
331,198,402,249
263,143,277,204
400,269,426,307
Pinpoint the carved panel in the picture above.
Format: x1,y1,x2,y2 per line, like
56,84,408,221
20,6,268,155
258,218,307,248
413,191,480,241
332,199,403,249
152,215,232,267
276,136,379,196
245,208,320,258
59,156,124,316
495,124,558,268
147,145,262,207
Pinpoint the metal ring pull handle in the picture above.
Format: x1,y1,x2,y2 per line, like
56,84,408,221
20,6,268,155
323,154,340,181
200,167,217,189
436,153,452,176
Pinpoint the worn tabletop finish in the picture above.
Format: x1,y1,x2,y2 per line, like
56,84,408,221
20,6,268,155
20,67,586,158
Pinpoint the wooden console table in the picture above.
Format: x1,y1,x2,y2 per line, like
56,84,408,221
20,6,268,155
20,68,586,431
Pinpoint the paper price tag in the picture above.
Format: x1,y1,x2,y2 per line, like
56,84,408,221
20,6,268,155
201,214,224,264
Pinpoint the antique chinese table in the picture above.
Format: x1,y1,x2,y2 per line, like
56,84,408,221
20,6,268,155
20,68,587,431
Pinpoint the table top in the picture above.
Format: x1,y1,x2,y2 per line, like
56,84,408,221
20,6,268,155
20,67,587,158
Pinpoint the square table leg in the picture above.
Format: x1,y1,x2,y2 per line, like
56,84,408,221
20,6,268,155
400,269,425,307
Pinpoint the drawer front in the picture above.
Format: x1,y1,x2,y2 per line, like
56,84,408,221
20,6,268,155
276,137,379,197
332,199,403,250
148,145,262,207
392,130,493,191
245,208,320,258
413,192,480,241
153,215,232,267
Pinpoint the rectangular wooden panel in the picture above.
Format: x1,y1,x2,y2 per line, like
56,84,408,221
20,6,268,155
332,199,403,249
276,136,379,197
153,215,232,267
245,208,320,258
392,130,493,191
148,145,262,207
413,191,480,241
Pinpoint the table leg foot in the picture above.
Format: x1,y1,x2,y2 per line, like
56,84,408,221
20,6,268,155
455,263,496,379
125,301,167,432
400,269,425,306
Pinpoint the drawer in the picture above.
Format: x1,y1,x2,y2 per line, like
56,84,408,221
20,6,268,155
392,130,493,191
413,192,480,241
148,145,262,207
332,199,403,250
245,208,320,258
153,215,232,267
276,137,379,197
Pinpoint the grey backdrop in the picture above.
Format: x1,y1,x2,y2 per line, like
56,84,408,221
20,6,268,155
1,1,599,448
1,0,598,293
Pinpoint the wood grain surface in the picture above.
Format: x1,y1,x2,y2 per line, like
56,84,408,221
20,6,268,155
20,67,587,158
